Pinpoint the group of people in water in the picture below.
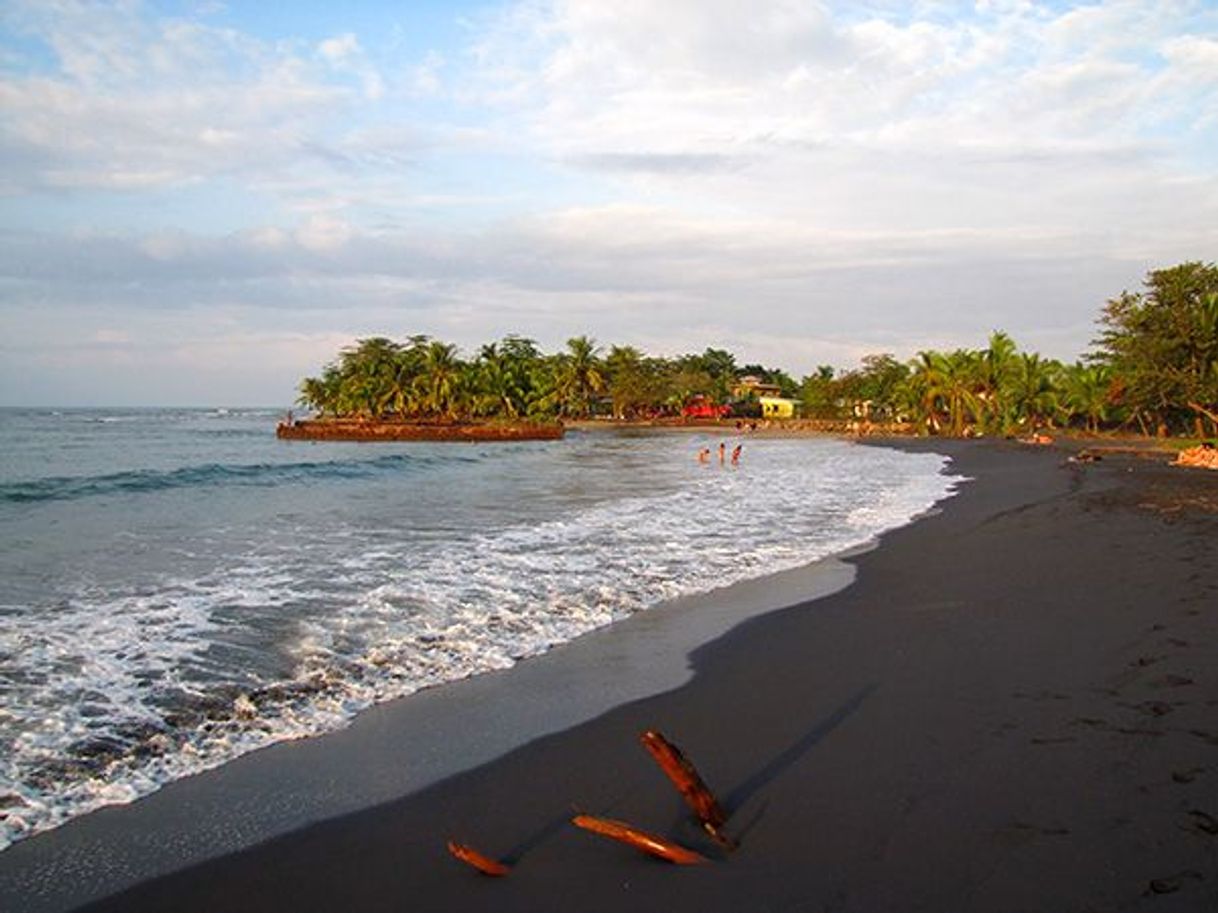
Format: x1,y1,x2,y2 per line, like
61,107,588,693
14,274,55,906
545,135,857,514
697,441,743,465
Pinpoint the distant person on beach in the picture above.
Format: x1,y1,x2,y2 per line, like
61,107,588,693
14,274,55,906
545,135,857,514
731,444,742,465
697,447,710,463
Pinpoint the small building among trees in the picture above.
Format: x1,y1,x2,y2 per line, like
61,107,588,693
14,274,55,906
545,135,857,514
759,396,799,419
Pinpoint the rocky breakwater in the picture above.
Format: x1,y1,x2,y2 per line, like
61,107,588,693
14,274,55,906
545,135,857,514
277,418,565,442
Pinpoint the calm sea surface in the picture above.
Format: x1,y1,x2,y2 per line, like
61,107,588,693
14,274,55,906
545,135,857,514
0,408,963,848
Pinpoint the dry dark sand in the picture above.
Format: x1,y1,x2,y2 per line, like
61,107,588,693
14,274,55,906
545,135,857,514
15,439,1218,911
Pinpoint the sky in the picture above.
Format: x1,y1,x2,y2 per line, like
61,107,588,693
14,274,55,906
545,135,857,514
1,0,1217,406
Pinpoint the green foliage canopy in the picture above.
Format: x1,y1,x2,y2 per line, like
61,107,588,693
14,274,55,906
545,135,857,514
294,261,1216,437
1093,261,1218,435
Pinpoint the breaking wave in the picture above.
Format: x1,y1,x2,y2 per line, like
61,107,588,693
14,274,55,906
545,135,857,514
0,453,475,503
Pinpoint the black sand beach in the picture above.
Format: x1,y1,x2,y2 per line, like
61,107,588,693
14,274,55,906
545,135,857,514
6,439,1218,912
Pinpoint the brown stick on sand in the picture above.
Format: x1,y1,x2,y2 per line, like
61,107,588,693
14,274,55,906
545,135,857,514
571,814,708,865
639,730,733,846
446,840,511,877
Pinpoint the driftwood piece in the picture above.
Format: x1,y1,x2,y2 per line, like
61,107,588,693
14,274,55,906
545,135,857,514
571,814,708,865
640,729,733,846
446,840,511,876
1187,401,1218,428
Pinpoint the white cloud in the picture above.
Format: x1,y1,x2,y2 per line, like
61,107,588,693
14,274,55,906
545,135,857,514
0,3,383,193
318,31,384,99
471,1,1216,181
318,32,360,63
411,50,445,96
294,214,354,252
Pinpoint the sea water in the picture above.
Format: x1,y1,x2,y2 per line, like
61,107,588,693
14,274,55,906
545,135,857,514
0,408,963,849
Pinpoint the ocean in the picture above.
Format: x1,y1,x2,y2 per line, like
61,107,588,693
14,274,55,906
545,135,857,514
0,408,964,850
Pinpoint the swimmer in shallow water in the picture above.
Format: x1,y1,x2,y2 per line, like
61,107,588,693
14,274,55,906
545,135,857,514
731,444,742,465
697,447,711,463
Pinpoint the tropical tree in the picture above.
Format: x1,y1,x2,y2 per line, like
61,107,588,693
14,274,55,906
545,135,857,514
906,349,980,436
835,354,910,422
666,366,716,412
799,365,839,418
328,336,401,418
604,345,657,418
1094,261,1218,434
550,336,605,418
1007,353,1060,431
687,348,738,403
413,341,465,419
475,342,529,418
297,373,335,415
382,336,429,417
1061,362,1113,433
976,331,1020,434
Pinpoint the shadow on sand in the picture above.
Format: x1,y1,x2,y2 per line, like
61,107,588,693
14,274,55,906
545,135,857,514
724,684,877,815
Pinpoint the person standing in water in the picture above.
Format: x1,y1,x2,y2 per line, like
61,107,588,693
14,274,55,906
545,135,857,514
731,444,742,465
697,447,711,463
718,442,726,464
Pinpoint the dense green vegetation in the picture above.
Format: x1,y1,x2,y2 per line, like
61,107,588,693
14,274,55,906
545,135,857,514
296,334,772,423
297,262,1218,437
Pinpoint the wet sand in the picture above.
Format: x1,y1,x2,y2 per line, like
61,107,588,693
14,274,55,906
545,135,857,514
8,438,1218,912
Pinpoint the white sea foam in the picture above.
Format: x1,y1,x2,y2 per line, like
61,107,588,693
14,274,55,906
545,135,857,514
0,434,963,849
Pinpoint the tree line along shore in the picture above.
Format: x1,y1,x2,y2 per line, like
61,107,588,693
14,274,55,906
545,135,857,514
290,261,1218,441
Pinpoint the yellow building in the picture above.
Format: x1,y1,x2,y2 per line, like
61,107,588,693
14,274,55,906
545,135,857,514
759,396,798,419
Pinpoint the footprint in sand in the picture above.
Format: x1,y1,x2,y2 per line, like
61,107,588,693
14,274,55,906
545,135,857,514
1186,809,1218,836
1070,717,1164,737
1146,870,1203,895
1117,700,1176,717
1072,717,1108,728
1172,767,1205,784
1149,674,1195,689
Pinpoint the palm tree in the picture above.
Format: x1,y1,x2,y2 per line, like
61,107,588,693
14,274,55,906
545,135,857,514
907,349,980,436
902,353,941,434
978,331,1020,434
1061,362,1112,433
1008,353,1060,431
414,341,464,419
335,337,402,418
552,336,605,418
474,344,516,418
297,375,332,415
475,339,541,418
